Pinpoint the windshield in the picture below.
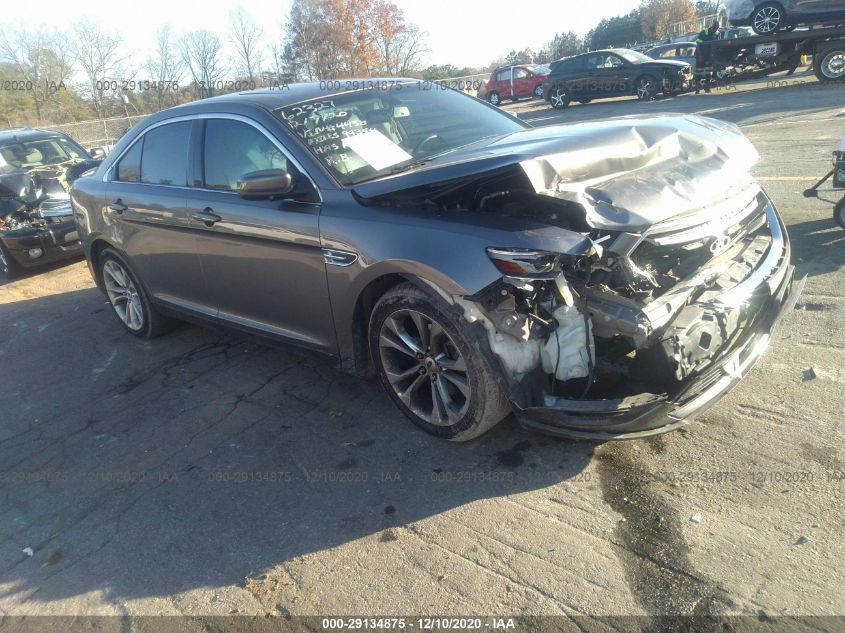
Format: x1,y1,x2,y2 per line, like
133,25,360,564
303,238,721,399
0,137,89,170
275,84,527,186
618,50,654,64
531,65,551,74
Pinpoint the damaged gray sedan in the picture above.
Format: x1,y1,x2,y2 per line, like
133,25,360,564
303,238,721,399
70,82,804,441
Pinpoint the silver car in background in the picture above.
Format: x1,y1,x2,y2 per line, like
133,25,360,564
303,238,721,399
727,0,845,34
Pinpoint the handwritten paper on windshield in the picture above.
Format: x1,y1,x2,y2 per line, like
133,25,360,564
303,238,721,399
342,129,412,171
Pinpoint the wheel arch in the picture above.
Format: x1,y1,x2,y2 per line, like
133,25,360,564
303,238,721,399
345,269,467,377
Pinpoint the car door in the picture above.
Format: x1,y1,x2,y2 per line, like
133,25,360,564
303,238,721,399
558,56,589,97
185,115,336,354
495,68,513,99
512,67,533,98
105,119,213,315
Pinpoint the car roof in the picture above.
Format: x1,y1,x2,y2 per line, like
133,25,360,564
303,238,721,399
191,78,421,110
0,127,72,144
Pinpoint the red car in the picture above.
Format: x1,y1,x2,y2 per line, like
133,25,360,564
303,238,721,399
485,64,551,106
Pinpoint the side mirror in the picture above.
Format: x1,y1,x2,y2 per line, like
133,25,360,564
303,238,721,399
236,169,295,200
90,147,106,160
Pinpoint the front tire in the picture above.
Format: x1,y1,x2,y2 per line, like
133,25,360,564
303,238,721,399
533,84,544,98
751,2,785,34
487,91,501,106
636,74,659,101
814,47,845,82
0,243,20,280
835,198,845,230
369,283,511,441
99,248,173,338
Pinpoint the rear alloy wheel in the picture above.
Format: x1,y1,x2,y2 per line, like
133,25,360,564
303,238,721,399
751,2,785,35
370,283,511,441
636,75,659,101
835,198,845,230
815,48,845,82
533,84,544,98
549,87,570,109
100,248,173,338
487,91,501,106
0,243,20,280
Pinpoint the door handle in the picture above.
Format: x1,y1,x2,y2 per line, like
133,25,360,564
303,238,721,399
191,208,222,227
108,200,127,214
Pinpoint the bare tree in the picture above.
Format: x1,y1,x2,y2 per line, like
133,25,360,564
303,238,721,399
146,26,184,110
0,25,75,122
69,19,129,118
229,8,264,85
180,30,226,98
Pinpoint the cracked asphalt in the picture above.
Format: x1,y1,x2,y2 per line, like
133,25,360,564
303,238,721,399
1,70,844,627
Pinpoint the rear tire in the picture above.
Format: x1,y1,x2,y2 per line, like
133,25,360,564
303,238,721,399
751,2,785,35
835,198,845,230
369,283,511,441
0,243,20,280
99,248,174,339
814,47,845,82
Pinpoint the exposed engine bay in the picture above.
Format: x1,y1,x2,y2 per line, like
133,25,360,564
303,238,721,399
354,115,800,437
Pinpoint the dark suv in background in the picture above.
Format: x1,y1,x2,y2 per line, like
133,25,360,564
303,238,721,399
542,49,692,109
0,127,102,278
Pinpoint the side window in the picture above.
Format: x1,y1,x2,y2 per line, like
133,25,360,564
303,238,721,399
140,122,191,186
513,68,530,79
659,48,678,58
203,119,290,191
584,55,602,69
679,46,696,56
495,69,512,82
116,138,143,182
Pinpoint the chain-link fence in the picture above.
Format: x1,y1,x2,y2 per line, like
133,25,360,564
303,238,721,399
40,115,148,150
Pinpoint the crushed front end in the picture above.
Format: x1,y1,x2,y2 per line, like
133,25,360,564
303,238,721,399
454,116,804,439
467,188,802,439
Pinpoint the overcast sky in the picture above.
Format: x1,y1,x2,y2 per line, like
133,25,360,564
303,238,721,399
4,0,642,70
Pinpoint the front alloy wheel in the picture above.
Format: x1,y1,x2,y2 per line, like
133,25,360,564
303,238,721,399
637,75,658,101
379,309,470,427
488,91,501,106
752,3,784,34
370,283,511,441
533,84,544,98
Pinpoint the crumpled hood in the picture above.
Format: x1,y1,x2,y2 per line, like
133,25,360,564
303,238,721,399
354,115,759,232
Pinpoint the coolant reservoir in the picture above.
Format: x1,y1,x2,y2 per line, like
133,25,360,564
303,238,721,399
540,305,594,381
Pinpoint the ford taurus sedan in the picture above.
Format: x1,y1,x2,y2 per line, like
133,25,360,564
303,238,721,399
70,81,803,441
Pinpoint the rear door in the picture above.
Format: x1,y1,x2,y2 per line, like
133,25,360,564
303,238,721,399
104,120,212,315
512,67,534,98
495,68,514,99
186,116,336,353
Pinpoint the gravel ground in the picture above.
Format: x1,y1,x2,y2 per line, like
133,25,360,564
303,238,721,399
0,73,843,628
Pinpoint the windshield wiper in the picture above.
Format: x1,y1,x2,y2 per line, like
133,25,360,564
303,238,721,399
389,159,433,175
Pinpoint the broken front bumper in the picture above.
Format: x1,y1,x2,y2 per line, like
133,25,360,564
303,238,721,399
510,202,804,440
1,219,83,269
